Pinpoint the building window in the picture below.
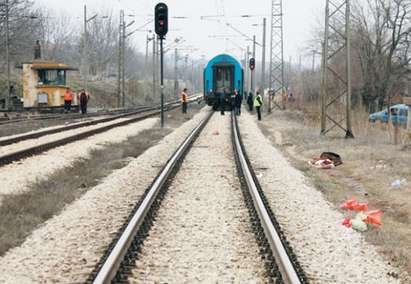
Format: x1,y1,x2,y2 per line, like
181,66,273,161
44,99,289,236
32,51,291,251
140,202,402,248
38,69,66,86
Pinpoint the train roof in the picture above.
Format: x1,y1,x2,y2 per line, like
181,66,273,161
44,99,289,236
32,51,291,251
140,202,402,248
204,54,242,70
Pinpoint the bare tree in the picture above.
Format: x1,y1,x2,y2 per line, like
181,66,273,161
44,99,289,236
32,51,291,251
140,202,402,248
354,0,411,111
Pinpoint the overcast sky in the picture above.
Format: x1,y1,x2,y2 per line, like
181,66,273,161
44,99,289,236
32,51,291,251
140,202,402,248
36,0,325,65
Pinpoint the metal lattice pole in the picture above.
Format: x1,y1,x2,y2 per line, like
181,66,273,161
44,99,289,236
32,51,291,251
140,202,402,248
320,0,354,138
261,18,267,94
269,0,284,112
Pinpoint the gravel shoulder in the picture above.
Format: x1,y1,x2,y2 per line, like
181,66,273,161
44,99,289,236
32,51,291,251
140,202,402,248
0,117,158,198
0,108,209,283
0,115,100,138
129,113,266,283
238,111,400,284
0,116,133,155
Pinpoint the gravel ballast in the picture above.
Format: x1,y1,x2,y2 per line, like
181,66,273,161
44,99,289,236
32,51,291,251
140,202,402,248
238,111,399,284
0,116,134,155
0,108,209,283
0,118,158,198
129,113,266,283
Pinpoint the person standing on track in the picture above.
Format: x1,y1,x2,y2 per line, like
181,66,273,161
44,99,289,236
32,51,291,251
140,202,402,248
64,88,74,113
181,88,188,114
254,91,263,121
78,89,90,115
234,89,242,115
247,91,254,112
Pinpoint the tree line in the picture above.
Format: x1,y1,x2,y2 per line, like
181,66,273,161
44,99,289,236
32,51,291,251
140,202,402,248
0,0,203,100
296,0,411,112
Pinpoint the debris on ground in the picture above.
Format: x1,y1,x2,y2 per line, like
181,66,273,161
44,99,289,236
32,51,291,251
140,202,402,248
212,129,220,135
340,198,383,231
320,152,343,166
340,198,369,212
391,179,407,189
308,152,342,169
308,158,335,169
351,219,368,232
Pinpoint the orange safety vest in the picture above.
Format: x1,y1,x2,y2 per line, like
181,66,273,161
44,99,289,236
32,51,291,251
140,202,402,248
64,90,73,101
181,92,188,103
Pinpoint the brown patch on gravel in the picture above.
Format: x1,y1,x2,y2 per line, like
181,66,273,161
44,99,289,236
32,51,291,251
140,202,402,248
0,104,204,256
255,109,411,282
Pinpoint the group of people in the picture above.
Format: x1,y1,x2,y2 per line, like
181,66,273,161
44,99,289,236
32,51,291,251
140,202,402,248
64,88,90,114
179,87,263,121
221,89,263,121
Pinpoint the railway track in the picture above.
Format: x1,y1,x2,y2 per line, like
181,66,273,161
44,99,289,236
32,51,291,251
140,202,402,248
0,106,151,126
0,97,200,167
88,111,307,284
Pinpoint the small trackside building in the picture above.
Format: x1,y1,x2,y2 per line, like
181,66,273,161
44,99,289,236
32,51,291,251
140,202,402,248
19,60,77,109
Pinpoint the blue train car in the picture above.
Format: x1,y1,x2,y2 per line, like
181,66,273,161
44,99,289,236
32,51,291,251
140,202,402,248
203,54,244,110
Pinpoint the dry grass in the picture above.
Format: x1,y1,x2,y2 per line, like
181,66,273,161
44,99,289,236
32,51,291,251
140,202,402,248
0,104,204,256
258,106,411,282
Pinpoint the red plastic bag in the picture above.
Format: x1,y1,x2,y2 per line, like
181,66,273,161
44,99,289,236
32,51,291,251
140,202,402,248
364,210,383,226
342,217,352,228
340,198,368,212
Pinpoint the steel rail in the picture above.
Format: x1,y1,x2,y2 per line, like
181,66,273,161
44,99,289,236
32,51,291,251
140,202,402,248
231,113,302,284
0,108,149,146
0,97,201,167
0,96,200,147
92,111,213,284
0,106,149,126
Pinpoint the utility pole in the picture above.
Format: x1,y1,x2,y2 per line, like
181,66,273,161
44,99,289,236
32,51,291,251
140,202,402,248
174,48,178,98
122,16,126,108
269,0,285,112
117,10,124,108
5,0,11,110
83,5,88,92
82,5,97,92
145,35,150,76
261,18,267,94
312,50,316,73
320,0,354,138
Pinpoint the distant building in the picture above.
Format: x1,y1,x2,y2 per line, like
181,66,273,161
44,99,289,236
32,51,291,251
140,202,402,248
18,61,78,109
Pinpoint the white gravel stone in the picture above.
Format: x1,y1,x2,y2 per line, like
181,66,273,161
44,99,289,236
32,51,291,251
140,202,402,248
0,118,158,198
0,116,99,142
0,117,133,155
0,108,208,283
238,111,400,284
129,113,266,283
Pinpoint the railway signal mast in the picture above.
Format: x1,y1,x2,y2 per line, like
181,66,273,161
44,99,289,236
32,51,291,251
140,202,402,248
269,0,285,112
320,0,354,138
249,57,256,95
155,2,168,128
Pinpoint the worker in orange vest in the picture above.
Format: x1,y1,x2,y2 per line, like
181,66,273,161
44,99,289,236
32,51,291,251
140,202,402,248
64,88,74,113
181,88,188,114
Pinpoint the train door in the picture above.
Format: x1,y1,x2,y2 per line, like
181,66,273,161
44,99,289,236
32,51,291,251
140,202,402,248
213,65,234,95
